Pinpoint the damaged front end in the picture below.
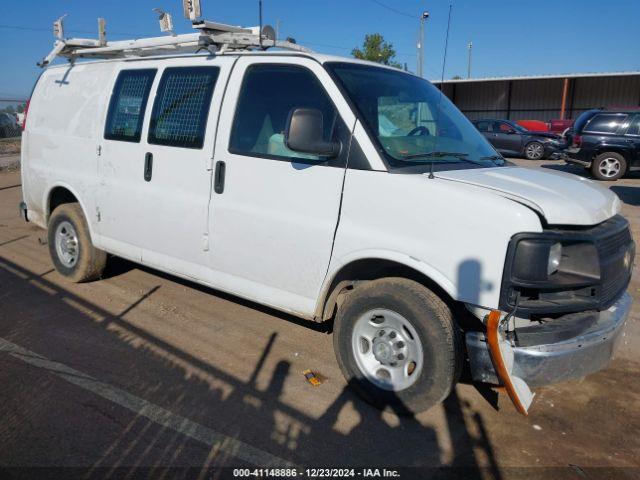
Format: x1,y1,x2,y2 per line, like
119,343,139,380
465,215,634,414
467,292,631,413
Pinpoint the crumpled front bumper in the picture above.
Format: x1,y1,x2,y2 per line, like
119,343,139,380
466,292,632,387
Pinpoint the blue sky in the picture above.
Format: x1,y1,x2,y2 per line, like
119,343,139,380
1,0,639,99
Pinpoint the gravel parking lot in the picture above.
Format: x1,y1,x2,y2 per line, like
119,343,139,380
1,158,639,479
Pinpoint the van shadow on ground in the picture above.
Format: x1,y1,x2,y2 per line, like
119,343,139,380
0,256,503,479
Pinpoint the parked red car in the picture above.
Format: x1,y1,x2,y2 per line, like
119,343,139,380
516,119,574,135
549,119,573,134
516,120,547,132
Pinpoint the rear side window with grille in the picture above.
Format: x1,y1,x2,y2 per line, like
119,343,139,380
148,66,220,149
104,69,156,142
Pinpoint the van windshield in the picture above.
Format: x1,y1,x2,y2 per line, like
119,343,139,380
326,62,504,170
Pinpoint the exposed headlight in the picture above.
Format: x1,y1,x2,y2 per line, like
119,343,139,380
511,239,564,282
547,242,562,275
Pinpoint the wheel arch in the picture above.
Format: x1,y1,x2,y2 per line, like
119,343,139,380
44,184,95,238
593,146,632,163
316,252,457,322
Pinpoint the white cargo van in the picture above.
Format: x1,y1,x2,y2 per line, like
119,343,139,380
20,20,634,414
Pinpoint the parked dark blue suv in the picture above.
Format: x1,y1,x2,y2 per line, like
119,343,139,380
565,109,640,180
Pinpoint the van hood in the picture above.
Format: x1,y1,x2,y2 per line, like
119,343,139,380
435,166,621,226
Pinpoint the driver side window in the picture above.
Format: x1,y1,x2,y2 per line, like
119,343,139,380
229,64,337,162
495,122,513,133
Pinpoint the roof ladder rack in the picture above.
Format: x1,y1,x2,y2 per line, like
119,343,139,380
38,0,312,67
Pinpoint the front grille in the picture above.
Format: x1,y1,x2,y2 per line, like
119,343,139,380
597,222,634,308
597,227,632,258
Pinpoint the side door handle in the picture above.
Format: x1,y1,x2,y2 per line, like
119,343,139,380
214,161,226,194
144,152,153,182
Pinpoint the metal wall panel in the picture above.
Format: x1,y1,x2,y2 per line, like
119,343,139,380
571,76,640,112
437,74,640,122
453,81,509,112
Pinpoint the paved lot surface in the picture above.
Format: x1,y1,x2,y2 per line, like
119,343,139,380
1,158,639,479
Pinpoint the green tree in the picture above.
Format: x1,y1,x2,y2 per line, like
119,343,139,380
451,75,463,80
352,33,401,68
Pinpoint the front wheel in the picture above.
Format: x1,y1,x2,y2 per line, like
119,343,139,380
333,278,462,414
591,152,626,181
48,203,107,282
524,141,545,160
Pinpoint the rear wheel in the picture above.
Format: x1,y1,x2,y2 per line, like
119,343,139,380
48,203,107,282
591,152,626,181
524,141,545,160
333,278,462,414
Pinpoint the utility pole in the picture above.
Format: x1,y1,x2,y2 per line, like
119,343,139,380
417,11,429,78
275,19,281,41
467,41,473,79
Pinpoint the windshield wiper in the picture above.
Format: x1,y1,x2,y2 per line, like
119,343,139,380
480,154,504,162
403,151,469,160
402,151,486,179
403,151,485,168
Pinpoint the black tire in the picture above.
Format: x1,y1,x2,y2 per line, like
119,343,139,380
333,278,463,415
48,203,107,282
591,152,627,181
524,141,545,160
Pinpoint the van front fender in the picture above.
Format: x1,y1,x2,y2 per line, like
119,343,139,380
316,249,457,320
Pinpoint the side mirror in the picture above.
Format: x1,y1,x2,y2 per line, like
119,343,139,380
285,108,340,158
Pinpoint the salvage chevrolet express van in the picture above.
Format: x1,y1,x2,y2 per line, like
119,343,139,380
20,48,634,414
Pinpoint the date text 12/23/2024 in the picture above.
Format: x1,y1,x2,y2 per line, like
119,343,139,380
233,469,401,478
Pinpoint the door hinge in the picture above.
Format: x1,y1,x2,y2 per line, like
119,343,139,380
202,234,209,252
97,145,102,156
96,207,101,222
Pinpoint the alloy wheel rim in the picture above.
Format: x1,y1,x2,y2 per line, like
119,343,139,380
351,309,423,391
598,157,621,178
55,220,79,268
526,143,543,159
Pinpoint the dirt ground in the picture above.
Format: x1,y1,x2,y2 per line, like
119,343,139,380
0,158,639,479
0,137,21,156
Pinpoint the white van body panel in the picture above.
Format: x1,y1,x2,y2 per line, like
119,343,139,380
94,56,236,276
207,56,358,316
437,166,621,226
22,62,117,234
324,169,543,310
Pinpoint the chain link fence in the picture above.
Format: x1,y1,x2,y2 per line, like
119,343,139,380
0,100,24,161
0,99,25,140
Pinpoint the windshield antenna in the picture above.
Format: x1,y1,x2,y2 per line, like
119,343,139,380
429,4,453,180
258,0,264,49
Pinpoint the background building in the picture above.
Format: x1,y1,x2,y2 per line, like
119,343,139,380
434,71,640,122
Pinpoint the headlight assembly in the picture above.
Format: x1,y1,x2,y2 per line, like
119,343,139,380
500,216,633,316
547,242,562,275
511,239,564,282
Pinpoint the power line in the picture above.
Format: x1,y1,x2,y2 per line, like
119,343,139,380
367,0,417,19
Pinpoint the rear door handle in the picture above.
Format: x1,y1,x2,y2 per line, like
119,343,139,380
214,161,226,194
144,152,153,182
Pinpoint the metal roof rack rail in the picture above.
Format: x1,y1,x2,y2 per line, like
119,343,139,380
38,0,312,68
